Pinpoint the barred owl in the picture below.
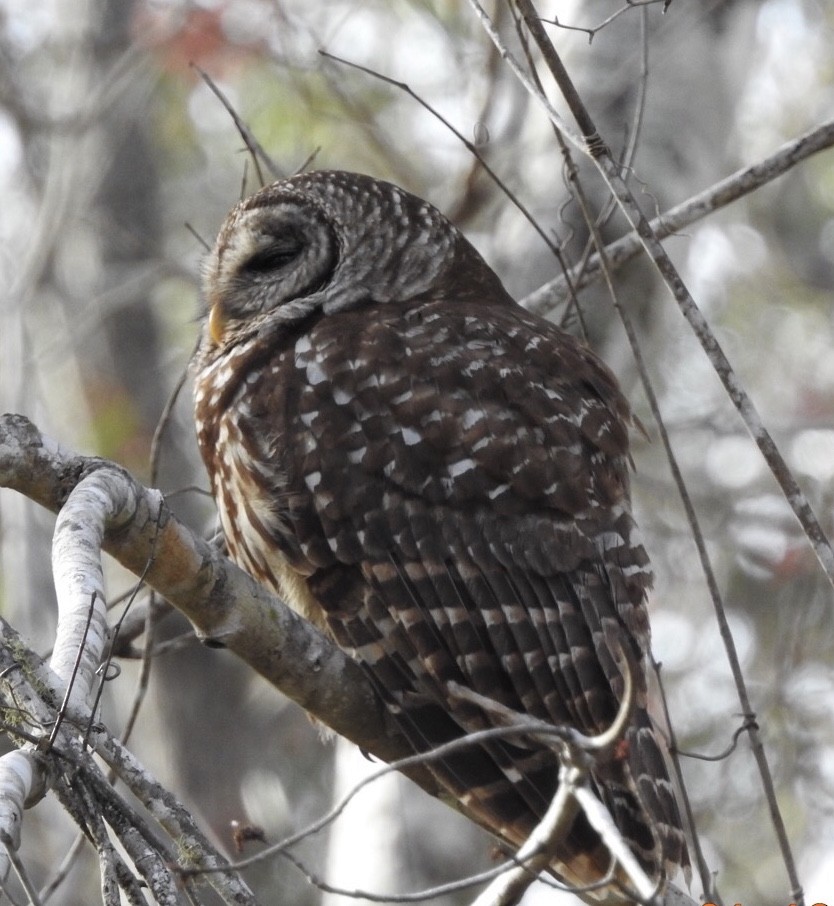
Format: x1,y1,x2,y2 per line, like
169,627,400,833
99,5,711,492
193,170,688,902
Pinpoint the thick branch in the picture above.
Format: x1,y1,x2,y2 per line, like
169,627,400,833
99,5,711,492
0,413,440,796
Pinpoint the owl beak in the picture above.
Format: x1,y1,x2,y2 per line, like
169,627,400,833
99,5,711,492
208,304,226,345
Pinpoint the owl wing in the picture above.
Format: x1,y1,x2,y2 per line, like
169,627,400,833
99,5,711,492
237,298,686,890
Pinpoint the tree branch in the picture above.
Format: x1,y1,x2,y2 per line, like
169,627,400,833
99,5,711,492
0,618,258,904
522,118,834,314
0,413,437,792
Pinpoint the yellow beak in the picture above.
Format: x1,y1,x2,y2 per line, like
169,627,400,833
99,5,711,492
208,304,226,345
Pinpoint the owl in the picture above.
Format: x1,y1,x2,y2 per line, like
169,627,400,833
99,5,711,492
193,170,688,902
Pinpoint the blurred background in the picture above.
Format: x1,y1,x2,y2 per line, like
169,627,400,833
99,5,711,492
1,0,833,903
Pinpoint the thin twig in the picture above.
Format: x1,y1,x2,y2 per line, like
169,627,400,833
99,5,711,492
276,841,610,904
109,345,184,747
651,661,717,904
149,353,194,487
277,846,517,904
94,540,160,751
5,845,43,906
185,222,211,252
191,64,282,182
318,50,563,258
541,0,666,43
464,2,585,153
47,592,98,749
506,4,588,338
293,146,322,176
577,3,651,253
38,833,87,903
0,874,27,906
677,719,753,763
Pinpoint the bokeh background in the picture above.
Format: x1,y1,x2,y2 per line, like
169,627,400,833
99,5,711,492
1,0,834,903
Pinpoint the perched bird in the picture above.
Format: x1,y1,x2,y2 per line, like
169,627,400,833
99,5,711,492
193,170,688,902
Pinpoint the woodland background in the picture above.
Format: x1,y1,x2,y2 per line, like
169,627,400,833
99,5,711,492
1,0,834,904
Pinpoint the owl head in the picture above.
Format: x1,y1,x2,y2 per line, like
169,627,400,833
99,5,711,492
200,170,511,355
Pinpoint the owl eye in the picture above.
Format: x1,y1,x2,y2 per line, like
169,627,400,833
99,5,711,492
244,234,305,273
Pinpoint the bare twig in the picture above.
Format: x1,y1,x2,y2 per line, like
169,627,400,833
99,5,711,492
651,661,716,904
4,844,43,906
110,356,189,748
677,719,754,764
541,0,667,43
47,592,99,748
277,845,517,903
185,222,212,252
318,50,563,258
191,65,282,183
38,832,86,903
465,0,584,152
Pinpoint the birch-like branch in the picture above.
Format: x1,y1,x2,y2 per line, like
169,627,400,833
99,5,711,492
0,619,258,904
0,751,43,860
0,413,436,787
51,473,123,709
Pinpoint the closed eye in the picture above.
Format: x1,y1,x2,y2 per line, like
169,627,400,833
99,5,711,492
244,235,304,272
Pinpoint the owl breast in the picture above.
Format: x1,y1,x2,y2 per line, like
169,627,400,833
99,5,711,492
195,334,329,630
